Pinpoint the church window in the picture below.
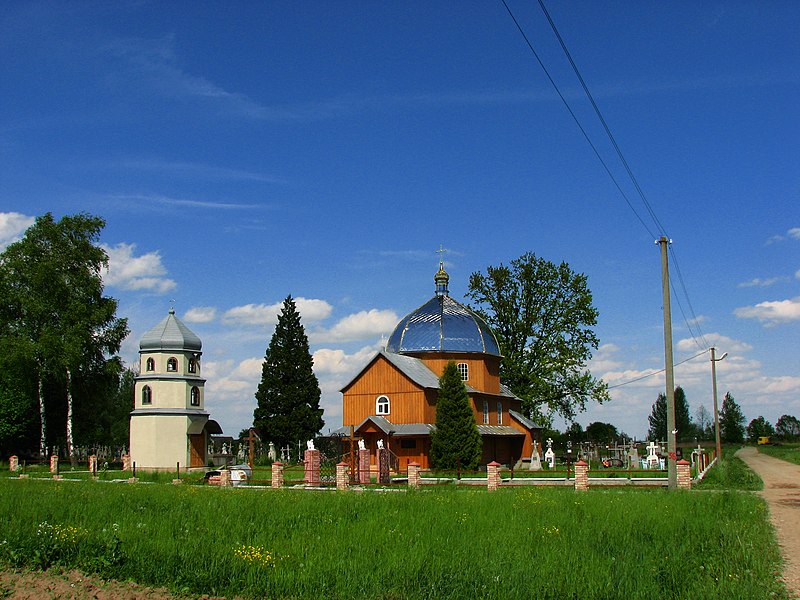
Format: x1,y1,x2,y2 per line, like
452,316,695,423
457,363,469,381
190,386,200,406
497,401,503,425
376,395,390,415
188,358,197,373
483,400,489,424
167,357,178,372
146,357,155,372
142,385,152,405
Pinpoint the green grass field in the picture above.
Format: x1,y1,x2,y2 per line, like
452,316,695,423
0,475,789,599
756,442,800,466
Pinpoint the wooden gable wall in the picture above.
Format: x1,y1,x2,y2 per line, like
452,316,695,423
342,355,435,426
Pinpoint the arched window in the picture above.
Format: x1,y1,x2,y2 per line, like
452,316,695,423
190,386,200,406
497,401,503,425
146,357,155,372
376,395,390,415
167,357,178,372
457,362,469,381
483,400,489,424
142,385,152,405
188,358,197,373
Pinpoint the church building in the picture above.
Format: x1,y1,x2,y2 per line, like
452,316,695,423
340,264,542,470
129,309,222,470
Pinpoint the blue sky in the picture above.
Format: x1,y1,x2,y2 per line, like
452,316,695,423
2,1,798,440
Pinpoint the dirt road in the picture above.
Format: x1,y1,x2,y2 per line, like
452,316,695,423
736,446,800,597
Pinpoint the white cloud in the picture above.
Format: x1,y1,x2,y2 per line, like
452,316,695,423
0,212,35,250
222,297,333,327
788,227,800,240
738,277,783,288
313,345,379,376
183,306,217,323
676,333,752,354
312,309,399,343
734,297,800,325
101,242,177,294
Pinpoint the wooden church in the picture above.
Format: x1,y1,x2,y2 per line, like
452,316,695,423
129,309,222,470
340,264,542,469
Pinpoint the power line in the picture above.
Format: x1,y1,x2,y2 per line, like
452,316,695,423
499,0,658,240
607,349,709,389
501,0,712,353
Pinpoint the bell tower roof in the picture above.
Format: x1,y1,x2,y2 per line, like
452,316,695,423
139,308,202,352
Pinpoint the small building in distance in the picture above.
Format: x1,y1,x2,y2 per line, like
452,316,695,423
129,309,222,471
339,263,542,469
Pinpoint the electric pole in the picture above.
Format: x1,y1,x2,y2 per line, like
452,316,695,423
657,237,677,490
710,347,727,462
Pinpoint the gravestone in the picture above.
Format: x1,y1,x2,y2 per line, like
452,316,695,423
529,449,542,471
646,441,660,468
544,437,556,468
628,445,640,468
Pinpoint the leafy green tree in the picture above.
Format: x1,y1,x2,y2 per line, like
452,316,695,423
467,252,608,425
694,405,713,440
0,341,38,456
746,416,775,442
647,387,693,442
429,361,482,470
585,422,618,445
775,415,800,441
0,213,128,457
564,422,585,445
253,296,323,451
719,392,746,444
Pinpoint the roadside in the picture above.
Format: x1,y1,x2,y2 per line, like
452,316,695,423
737,446,800,598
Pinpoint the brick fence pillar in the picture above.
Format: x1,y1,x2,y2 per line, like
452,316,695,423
9,455,18,472
50,455,59,474
88,455,97,475
358,448,371,484
271,461,284,489
408,462,421,489
487,461,501,491
122,454,132,471
377,448,390,485
677,459,692,490
574,460,589,492
336,462,349,491
304,449,320,485
219,469,232,487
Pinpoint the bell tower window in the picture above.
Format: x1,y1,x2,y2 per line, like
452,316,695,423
142,385,152,405
190,386,200,406
167,357,178,372
188,358,197,373
146,357,155,372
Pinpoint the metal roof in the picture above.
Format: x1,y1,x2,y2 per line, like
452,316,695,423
140,309,202,352
476,425,526,436
509,409,544,430
386,295,501,356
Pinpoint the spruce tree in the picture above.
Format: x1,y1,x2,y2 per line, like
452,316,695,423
647,387,693,442
252,296,323,451
719,392,745,443
429,361,482,470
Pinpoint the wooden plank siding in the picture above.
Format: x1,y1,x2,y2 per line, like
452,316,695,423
413,352,501,395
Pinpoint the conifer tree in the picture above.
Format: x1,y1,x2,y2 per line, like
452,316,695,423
429,361,482,470
647,387,693,442
252,296,323,451
719,392,745,443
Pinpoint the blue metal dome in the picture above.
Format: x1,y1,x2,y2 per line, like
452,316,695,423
386,264,500,356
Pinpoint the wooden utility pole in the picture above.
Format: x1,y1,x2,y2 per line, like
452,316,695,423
657,237,678,490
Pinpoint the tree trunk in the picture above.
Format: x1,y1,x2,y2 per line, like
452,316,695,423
66,367,77,467
37,364,47,457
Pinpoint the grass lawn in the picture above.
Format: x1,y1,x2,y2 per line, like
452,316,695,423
0,476,789,599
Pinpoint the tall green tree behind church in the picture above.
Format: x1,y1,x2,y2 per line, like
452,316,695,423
253,296,323,452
